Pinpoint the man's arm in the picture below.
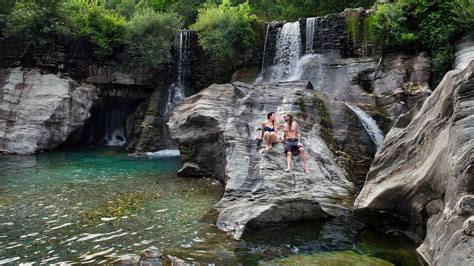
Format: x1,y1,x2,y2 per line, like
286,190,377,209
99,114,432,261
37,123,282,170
282,124,287,142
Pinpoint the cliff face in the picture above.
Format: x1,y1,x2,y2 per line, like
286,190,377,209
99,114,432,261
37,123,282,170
0,67,99,154
354,61,474,265
169,81,355,239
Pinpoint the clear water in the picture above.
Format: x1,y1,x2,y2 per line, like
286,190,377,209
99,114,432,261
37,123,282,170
0,149,421,264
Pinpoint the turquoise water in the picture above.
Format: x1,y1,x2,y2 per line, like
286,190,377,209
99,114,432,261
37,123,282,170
0,149,422,264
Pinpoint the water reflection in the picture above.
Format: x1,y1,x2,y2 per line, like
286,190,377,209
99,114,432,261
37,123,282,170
0,149,421,265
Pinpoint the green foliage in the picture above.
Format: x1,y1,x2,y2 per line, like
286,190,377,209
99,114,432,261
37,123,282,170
191,0,258,62
125,8,183,69
234,0,375,21
433,47,454,72
108,0,138,19
66,0,126,58
5,0,126,58
368,0,474,72
0,0,16,36
5,0,75,44
367,3,415,50
170,0,207,26
346,11,360,46
368,0,471,71
452,0,474,29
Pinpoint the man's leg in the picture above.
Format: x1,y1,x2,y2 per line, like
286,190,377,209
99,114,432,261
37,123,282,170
286,151,292,172
299,147,308,173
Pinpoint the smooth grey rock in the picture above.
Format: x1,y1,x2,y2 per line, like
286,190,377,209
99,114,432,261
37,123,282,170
355,61,474,265
169,81,355,239
0,67,99,154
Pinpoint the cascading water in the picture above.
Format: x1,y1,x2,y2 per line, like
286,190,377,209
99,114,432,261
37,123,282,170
271,22,301,81
165,29,192,117
160,29,193,150
255,24,271,84
104,109,127,146
345,103,384,148
306,17,316,54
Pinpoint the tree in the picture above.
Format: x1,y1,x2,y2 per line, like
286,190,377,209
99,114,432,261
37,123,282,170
125,8,183,69
191,0,258,61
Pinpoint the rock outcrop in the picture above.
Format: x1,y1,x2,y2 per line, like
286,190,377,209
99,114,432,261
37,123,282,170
354,61,474,265
0,67,99,154
169,81,355,239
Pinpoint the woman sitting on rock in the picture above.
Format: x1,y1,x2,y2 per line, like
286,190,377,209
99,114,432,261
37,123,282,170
256,112,279,150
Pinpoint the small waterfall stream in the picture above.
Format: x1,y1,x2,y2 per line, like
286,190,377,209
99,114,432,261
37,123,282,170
271,22,301,81
165,29,192,117
306,17,316,54
104,109,126,146
255,24,271,83
345,103,384,148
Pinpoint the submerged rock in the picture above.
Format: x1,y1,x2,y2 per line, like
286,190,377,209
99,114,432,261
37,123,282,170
0,67,99,154
354,61,474,265
169,81,355,239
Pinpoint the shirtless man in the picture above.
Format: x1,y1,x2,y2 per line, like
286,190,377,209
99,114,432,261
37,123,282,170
282,113,308,173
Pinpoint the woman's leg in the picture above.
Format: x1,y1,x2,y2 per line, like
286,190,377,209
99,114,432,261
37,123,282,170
270,133,278,144
263,132,271,150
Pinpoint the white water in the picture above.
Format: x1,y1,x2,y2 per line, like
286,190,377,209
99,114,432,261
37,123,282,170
271,22,301,81
165,29,192,117
255,24,271,84
104,110,127,146
144,149,181,158
306,17,316,54
345,103,384,148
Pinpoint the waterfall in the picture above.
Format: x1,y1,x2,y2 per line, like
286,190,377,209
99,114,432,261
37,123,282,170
104,109,126,146
165,29,192,117
306,17,316,54
255,24,271,84
345,103,384,148
271,22,301,81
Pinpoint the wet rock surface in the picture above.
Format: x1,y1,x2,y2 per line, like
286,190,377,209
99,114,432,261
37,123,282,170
169,81,355,239
355,61,474,265
0,67,99,154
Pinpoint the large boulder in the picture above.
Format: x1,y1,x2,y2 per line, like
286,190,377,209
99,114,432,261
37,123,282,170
168,81,355,239
354,61,474,265
0,67,99,154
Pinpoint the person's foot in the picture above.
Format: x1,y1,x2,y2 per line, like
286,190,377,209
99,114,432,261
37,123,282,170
304,167,309,174
265,145,271,151
268,144,273,150
285,167,291,173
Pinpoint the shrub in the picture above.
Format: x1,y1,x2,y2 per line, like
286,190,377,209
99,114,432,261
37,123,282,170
0,0,16,36
346,11,360,46
66,0,126,58
191,0,258,62
5,0,126,58
452,0,474,29
125,8,183,69
5,0,74,44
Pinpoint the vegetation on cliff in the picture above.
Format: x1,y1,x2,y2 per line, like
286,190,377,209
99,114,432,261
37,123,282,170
125,8,183,69
367,0,473,72
1,0,472,72
191,0,258,62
